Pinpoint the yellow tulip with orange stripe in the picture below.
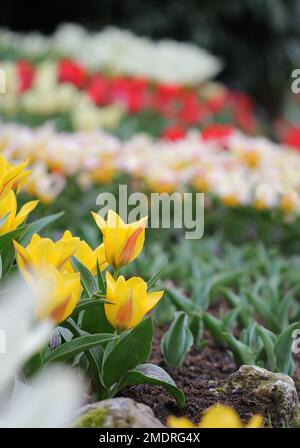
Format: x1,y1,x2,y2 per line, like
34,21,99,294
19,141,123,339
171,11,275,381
29,265,82,323
105,271,164,331
13,233,80,280
0,154,30,200
92,210,147,269
0,190,38,236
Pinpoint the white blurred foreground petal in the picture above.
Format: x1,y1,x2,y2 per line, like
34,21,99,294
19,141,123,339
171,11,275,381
0,277,53,390
0,276,85,427
1,366,85,428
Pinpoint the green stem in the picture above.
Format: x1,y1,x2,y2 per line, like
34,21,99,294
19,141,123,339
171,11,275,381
113,268,120,279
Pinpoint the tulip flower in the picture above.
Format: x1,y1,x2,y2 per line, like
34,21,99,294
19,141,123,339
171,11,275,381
167,404,263,428
92,210,147,269
62,230,108,274
28,265,82,323
13,232,80,280
105,271,163,331
0,155,30,200
0,190,38,236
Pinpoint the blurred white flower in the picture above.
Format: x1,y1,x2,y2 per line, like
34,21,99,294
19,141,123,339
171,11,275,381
0,23,222,84
0,277,85,427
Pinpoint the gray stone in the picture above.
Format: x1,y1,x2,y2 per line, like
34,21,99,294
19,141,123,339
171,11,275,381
75,397,165,428
225,365,300,427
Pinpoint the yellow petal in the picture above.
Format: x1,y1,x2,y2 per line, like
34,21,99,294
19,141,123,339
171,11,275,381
117,225,145,266
91,211,107,236
62,230,74,239
246,415,264,428
13,239,33,275
145,290,164,314
199,404,243,428
14,200,39,228
105,271,117,303
167,416,196,428
93,243,108,273
55,237,80,270
31,238,59,268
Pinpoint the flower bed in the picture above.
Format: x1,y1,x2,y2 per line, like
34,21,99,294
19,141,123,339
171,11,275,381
1,25,300,429
1,122,300,219
0,58,256,136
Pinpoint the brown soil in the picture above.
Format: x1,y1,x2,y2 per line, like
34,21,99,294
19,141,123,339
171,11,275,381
121,328,300,428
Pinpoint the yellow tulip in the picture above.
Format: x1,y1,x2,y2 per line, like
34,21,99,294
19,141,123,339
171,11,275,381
166,417,195,428
62,230,108,274
167,404,263,428
13,232,80,279
92,209,147,268
28,264,82,323
0,154,30,200
0,190,38,236
105,271,164,331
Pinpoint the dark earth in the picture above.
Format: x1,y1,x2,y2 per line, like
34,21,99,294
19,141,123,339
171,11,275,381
121,328,300,428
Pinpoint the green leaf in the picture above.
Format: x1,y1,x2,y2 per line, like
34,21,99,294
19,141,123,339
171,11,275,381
161,312,193,367
0,212,11,228
147,260,168,290
153,295,176,327
121,363,185,408
81,299,114,334
1,244,16,277
221,289,252,328
223,332,255,367
72,297,110,315
274,321,300,374
71,256,98,297
44,333,117,364
256,325,277,372
246,292,282,333
102,317,153,388
202,270,241,306
164,288,195,314
96,260,105,293
203,313,226,347
188,313,203,348
0,225,27,250
20,211,65,245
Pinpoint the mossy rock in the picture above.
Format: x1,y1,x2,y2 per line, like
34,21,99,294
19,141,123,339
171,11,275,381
225,365,300,428
75,398,164,428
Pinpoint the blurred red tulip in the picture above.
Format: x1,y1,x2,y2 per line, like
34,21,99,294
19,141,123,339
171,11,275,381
16,60,35,92
282,126,300,150
162,125,186,141
58,59,87,88
201,124,235,141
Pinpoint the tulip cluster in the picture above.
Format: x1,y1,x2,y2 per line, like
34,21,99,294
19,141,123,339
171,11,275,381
11,205,163,331
13,229,108,323
92,209,164,331
0,154,38,236
2,122,300,216
0,152,178,408
0,23,221,85
0,58,256,134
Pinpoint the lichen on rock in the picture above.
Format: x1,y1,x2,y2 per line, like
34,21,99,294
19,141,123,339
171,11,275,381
75,407,107,428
